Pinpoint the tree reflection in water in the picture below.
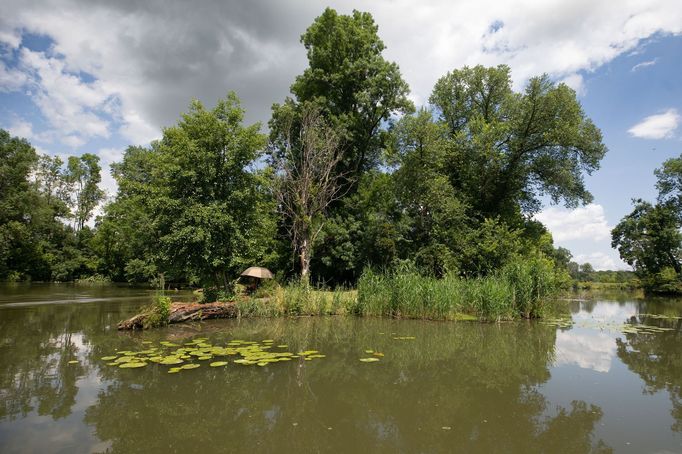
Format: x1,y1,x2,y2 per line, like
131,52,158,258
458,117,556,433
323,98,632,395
617,310,682,433
81,317,611,453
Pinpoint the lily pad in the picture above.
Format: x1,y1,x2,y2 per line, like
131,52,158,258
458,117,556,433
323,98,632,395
101,356,118,361
160,357,183,365
210,361,228,367
181,364,200,370
359,357,380,362
68,360,79,364
119,362,147,368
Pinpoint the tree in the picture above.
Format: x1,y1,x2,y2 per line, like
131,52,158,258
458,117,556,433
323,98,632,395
288,7,413,180
271,104,347,281
612,155,682,293
655,154,682,211
66,154,105,231
150,93,277,292
429,65,607,220
611,200,682,278
34,154,70,217
91,146,158,282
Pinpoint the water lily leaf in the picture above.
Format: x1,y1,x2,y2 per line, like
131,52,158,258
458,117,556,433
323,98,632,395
181,364,200,370
68,360,79,364
210,361,228,367
359,358,380,362
160,357,183,365
373,352,384,357
119,362,147,368
101,356,118,361
365,350,374,354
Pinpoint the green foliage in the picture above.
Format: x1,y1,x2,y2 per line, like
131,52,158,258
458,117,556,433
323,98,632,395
0,9,610,298
66,154,105,231
612,154,682,294
142,295,172,329
430,65,606,219
356,256,562,321
289,7,413,177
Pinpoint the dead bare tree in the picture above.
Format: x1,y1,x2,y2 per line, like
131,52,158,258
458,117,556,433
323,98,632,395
273,105,348,282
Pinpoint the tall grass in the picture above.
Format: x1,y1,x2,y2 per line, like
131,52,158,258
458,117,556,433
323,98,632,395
357,257,562,321
235,281,357,317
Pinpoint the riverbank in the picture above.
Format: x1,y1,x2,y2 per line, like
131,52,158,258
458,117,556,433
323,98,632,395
119,258,566,329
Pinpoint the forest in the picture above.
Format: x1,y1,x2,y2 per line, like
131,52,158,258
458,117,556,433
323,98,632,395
1,8,679,297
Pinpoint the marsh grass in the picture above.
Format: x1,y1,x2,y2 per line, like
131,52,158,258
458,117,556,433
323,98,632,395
235,282,356,317
357,257,562,321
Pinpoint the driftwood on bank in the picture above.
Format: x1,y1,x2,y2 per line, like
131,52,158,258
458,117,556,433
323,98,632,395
118,301,239,330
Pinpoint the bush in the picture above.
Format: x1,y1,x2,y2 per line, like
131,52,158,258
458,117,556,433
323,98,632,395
142,295,172,328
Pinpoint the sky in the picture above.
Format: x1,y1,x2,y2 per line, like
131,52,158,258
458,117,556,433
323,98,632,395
1,0,681,270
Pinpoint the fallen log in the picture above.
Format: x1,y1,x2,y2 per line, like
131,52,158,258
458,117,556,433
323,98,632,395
118,301,239,330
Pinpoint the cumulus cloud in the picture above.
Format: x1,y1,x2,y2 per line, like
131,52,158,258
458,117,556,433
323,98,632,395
1,0,682,146
534,203,611,242
628,108,680,139
560,73,585,96
6,118,34,139
631,58,657,71
574,252,629,271
0,59,27,91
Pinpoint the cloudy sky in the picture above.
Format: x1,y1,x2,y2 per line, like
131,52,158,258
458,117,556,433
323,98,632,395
2,0,682,270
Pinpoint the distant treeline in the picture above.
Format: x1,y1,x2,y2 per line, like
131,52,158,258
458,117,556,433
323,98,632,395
1,7,645,297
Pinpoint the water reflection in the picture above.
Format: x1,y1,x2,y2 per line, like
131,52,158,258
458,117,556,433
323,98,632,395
616,310,682,433
555,330,616,373
3,286,681,453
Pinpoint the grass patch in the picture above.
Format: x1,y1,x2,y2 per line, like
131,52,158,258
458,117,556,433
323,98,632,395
235,282,356,317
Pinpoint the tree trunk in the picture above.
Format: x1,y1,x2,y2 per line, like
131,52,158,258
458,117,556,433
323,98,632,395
222,270,230,292
300,234,311,283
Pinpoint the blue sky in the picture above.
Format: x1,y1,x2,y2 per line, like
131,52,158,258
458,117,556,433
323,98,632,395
1,0,681,270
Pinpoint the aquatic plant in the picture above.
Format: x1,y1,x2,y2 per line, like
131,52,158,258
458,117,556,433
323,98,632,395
356,256,562,320
99,337,326,374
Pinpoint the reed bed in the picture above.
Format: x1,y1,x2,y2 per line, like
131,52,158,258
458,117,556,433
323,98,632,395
356,257,562,321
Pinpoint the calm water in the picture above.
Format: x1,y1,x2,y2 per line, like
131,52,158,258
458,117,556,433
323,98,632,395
0,284,681,453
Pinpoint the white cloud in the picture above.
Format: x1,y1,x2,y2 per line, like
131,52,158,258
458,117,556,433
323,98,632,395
17,48,113,144
631,58,657,71
60,134,86,148
560,73,585,96
97,147,124,166
534,203,611,242
0,60,27,92
6,118,34,139
574,252,628,271
96,148,124,201
628,108,680,139
1,0,681,149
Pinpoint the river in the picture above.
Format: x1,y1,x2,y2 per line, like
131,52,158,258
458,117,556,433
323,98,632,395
0,283,681,453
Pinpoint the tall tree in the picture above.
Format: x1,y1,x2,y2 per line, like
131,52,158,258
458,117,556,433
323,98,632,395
151,93,277,292
430,65,607,220
612,155,682,293
66,154,105,231
285,7,413,181
272,104,347,281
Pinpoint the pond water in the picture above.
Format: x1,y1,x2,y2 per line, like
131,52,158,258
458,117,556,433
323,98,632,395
1,284,681,453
